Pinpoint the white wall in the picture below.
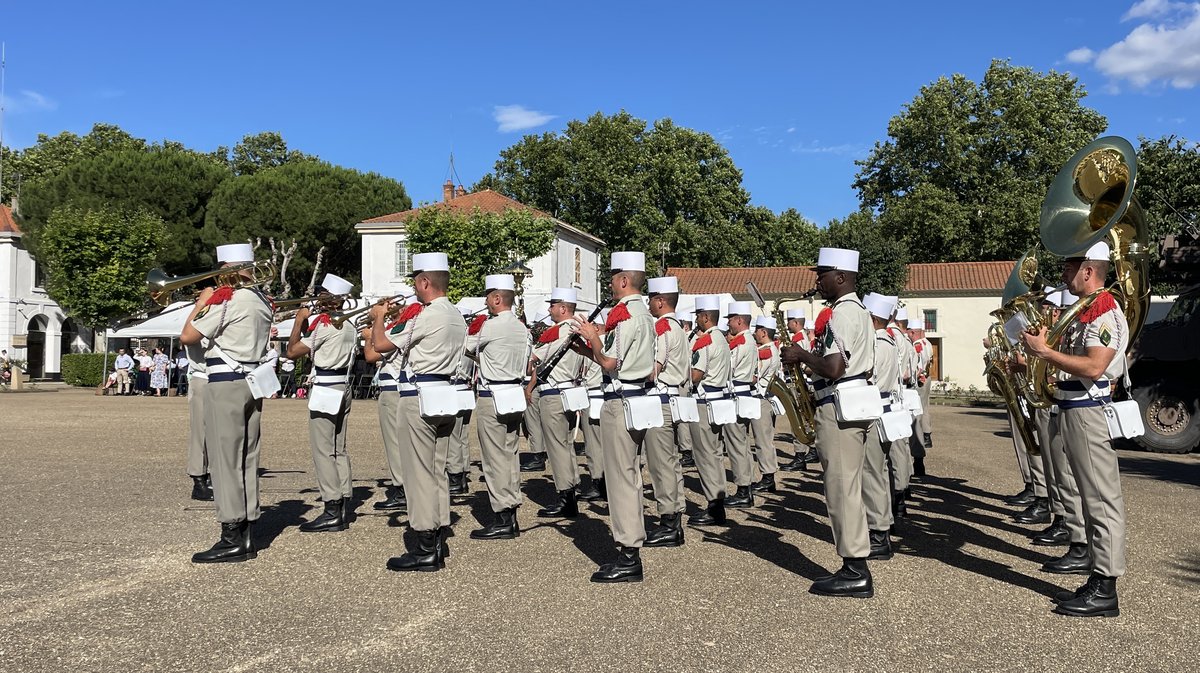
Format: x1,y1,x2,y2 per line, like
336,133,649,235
0,235,92,377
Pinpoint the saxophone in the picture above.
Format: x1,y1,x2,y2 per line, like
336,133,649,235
747,282,818,445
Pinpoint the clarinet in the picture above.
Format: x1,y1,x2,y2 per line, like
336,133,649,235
535,301,609,383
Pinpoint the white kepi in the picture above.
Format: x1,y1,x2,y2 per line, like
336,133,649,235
550,287,578,303
320,273,353,296
216,243,254,264
610,251,646,272
726,301,752,317
647,276,679,295
410,252,450,275
863,293,898,320
484,274,516,292
694,295,720,312
754,316,777,331
816,247,860,272
785,308,806,320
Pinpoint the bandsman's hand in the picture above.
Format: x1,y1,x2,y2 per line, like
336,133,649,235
195,287,216,306
294,306,312,324
574,318,600,344
270,326,279,338
1020,327,1051,359
780,345,804,366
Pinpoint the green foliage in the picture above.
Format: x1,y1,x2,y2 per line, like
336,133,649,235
1136,135,1200,290
39,204,165,327
406,207,556,301
854,60,1108,263
3,123,147,198
61,353,114,387
18,146,231,272
204,161,410,294
823,209,909,297
219,131,314,176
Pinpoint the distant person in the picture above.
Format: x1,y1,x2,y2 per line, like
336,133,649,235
150,347,170,396
174,350,190,396
135,348,153,395
278,356,296,398
114,349,134,395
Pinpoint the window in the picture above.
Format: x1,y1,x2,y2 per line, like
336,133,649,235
922,309,938,332
574,247,582,285
33,260,47,291
394,239,411,277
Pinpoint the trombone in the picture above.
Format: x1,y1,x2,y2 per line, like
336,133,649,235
273,294,352,322
112,260,277,329
328,292,415,329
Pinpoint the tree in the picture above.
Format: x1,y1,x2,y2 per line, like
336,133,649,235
477,111,751,273
854,60,1108,263
823,209,909,297
406,206,556,301
18,146,231,273
38,203,164,327
219,131,314,176
1136,135,1200,289
204,160,410,295
3,123,147,200
749,207,822,267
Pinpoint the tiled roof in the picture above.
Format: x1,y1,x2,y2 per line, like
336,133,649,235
358,189,603,245
668,260,1015,297
0,204,19,235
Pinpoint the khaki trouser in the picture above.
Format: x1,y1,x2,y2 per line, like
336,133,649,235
378,390,404,487
688,402,728,502
1061,405,1126,577
1044,410,1086,543
862,425,894,531
815,403,872,559
397,394,454,533
583,395,604,479
600,399,646,548
642,401,686,516
475,396,523,511
539,394,579,491
449,409,472,475
204,379,262,524
1012,413,1047,495
918,377,932,434
750,398,779,476
525,388,543,455
888,437,912,493
308,384,353,502
116,369,132,394
186,377,208,477
719,416,755,487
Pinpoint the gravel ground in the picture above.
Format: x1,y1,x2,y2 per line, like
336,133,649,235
1,388,1197,672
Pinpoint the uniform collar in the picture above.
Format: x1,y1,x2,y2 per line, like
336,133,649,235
618,294,643,305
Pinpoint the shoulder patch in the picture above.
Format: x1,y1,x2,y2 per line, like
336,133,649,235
195,306,210,320
1099,325,1112,347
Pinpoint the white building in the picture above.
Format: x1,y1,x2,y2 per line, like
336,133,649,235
0,203,94,379
354,183,605,315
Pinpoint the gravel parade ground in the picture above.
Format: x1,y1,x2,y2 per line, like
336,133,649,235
2,389,1197,672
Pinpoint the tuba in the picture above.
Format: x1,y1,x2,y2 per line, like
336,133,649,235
1027,136,1150,403
747,282,818,445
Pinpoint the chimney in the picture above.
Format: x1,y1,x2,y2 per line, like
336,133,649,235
457,184,467,198
443,179,455,202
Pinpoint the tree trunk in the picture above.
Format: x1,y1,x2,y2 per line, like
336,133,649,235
305,245,327,297
279,239,299,298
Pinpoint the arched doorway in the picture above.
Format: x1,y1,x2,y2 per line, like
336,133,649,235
26,315,47,379
60,318,88,357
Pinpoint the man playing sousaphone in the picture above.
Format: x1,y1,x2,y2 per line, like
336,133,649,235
287,273,359,533
181,243,274,564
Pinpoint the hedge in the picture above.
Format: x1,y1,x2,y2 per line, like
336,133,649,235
61,353,115,387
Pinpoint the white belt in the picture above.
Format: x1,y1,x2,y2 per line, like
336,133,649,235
602,380,646,394
652,384,681,396
814,378,871,402
313,375,345,385
537,383,569,393
206,363,243,375
189,371,208,381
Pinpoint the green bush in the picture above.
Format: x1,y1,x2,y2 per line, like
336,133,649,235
61,353,114,387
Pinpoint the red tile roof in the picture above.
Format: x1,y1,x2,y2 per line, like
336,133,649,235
0,204,19,235
668,260,1015,297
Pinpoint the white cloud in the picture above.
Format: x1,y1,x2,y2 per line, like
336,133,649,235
1092,4,1200,88
0,89,58,114
786,127,796,133
790,140,867,156
1065,47,1096,63
492,104,556,132
1123,0,1185,20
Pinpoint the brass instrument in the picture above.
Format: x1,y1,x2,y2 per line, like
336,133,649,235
113,260,276,328
1026,135,1150,403
272,293,351,322
329,293,415,329
991,253,1059,409
746,282,817,445
983,320,1042,455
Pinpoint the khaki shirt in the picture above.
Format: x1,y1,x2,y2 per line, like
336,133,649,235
603,294,655,381
889,326,917,385
581,354,603,389
728,329,757,383
302,319,358,370
873,328,901,396
814,294,874,384
913,337,933,374
691,325,731,389
1057,298,1129,387
466,311,530,383
185,342,208,376
755,342,781,395
191,287,273,364
653,313,689,387
535,319,583,386
385,296,467,377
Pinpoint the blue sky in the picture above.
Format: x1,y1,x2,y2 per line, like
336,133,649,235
1,1,1197,226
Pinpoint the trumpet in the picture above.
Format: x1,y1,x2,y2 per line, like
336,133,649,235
329,293,417,329
273,294,351,322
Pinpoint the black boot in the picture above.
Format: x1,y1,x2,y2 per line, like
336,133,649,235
810,558,873,598
1004,483,1037,507
574,441,586,456
579,477,606,502
470,507,520,540
644,513,685,548
386,529,444,572
893,491,908,520
923,433,932,449
688,497,727,526
726,485,754,509
300,498,347,533
1054,573,1119,617
192,521,256,564
1041,542,1091,575
520,452,547,472
448,472,468,495
1032,516,1071,547
537,489,579,518
911,456,926,479
1014,497,1051,524
679,451,695,468
751,473,777,493
190,475,213,501
373,485,407,511
780,454,807,472
590,546,643,583
867,530,893,561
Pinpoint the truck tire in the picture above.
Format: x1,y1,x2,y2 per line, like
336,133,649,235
1132,385,1200,454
